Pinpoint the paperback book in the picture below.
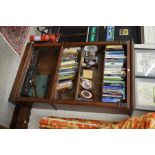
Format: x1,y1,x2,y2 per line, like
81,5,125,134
102,45,126,103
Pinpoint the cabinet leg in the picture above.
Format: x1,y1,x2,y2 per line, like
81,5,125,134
10,103,32,129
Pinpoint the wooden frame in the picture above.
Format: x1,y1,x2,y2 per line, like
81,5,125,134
133,48,155,111
135,78,155,111
9,41,133,118
135,48,155,77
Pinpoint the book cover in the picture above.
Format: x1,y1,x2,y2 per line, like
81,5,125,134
102,97,121,103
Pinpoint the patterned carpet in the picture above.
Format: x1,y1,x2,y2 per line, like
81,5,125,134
0,26,30,55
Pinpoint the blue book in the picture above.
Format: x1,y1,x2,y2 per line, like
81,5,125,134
102,97,121,103
106,26,115,41
59,68,77,73
103,86,125,90
59,71,75,75
106,51,125,53
106,52,125,55
105,59,125,63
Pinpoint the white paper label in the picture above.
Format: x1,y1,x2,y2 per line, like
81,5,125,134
34,36,41,41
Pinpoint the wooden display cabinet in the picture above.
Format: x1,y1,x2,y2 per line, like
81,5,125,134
9,41,134,116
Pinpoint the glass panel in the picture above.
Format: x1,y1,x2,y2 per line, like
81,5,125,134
20,46,60,98
55,46,82,100
102,44,127,104
135,48,155,77
77,45,104,102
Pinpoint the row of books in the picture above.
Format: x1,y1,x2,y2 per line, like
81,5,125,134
57,47,81,91
102,45,126,103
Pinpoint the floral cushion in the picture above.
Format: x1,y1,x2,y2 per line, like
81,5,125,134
39,116,114,129
114,112,155,129
39,113,155,129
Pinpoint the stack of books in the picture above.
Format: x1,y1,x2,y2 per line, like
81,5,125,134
57,47,81,90
102,45,126,103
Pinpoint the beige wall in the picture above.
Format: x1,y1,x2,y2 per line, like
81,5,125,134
144,26,155,44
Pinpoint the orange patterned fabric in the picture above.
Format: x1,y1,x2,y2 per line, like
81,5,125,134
114,112,155,129
39,113,155,129
39,116,114,129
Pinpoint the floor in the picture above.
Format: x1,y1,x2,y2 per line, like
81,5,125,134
0,36,20,127
0,27,37,127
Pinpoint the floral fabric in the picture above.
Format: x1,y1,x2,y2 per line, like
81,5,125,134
39,113,155,129
114,112,155,129
39,116,114,129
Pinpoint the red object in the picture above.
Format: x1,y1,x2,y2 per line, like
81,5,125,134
30,35,49,42
49,35,56,42
30,34,61,42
